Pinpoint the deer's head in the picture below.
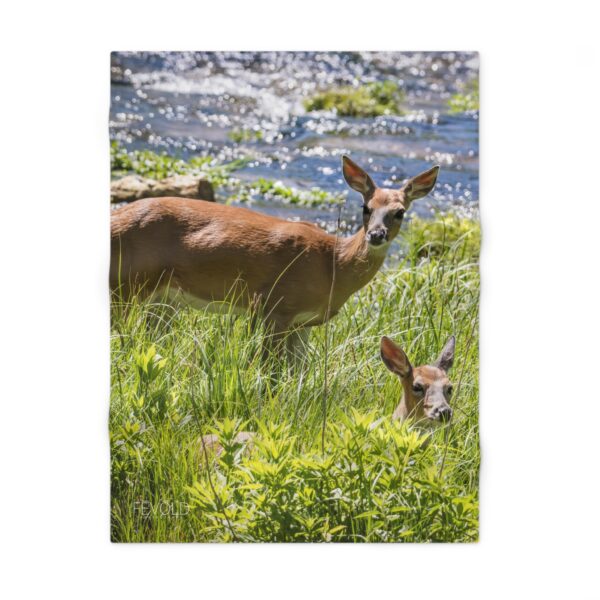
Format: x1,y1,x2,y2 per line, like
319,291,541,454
380,335,456,425
342,155,439,250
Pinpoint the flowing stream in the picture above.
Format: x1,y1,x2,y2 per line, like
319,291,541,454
110,51,479,231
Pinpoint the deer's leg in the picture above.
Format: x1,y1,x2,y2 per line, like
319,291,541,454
259,308,311,367
285,327,311,365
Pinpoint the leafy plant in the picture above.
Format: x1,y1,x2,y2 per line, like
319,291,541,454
187,411,477,542
228,128,263,143
404,214,481,260
448,79,479,113
232,177,345,207
110,141,247,187
304,81,406,117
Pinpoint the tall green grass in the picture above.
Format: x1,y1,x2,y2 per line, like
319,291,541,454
110,215,480,542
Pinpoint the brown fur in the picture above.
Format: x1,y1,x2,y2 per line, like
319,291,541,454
200,431,255,459
110,157,439,341
380,336,455,424
200,335,456,459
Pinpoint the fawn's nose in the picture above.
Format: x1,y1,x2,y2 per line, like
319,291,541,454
437,406,453,423
367,228,388,245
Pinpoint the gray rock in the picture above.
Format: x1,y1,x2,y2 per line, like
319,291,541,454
110,174,215,203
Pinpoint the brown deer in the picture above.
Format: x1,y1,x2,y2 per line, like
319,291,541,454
110,156,439,355
380,335,456,425
200,335,457,457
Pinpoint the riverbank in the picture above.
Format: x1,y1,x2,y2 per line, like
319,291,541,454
110,213,480,542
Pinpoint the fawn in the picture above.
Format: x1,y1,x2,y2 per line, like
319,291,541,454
201,335,456,457
380,335,455,426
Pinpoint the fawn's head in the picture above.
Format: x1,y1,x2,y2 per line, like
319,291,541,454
380,335,456,425
342,155,439,250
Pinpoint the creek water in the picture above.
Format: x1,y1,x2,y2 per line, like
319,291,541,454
110,51,479,231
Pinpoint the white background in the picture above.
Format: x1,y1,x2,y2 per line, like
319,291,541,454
1,1,599,598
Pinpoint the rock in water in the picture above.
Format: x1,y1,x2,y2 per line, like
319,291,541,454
152,175,215,201
110,174,215,203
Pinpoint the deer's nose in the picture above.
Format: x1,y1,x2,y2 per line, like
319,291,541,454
437,406,453,423
367,228,388,245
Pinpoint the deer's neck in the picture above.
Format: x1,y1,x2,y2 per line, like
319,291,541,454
334,228,389,296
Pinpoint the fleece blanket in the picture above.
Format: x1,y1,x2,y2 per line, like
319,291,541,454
110,51,479,543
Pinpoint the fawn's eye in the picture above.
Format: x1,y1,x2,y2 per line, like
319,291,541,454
412,383,424,394
394,209,405,220
363,205,372,216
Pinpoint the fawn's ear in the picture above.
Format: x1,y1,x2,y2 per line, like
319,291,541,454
380,336,412,378
402,165,439,203
434,335,455,372
342,155,376,198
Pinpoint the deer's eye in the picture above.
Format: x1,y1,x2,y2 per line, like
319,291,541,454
412,383,424,394
363,205,372,216
394,209,405,220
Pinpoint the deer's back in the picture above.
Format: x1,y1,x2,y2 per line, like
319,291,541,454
110,197,336,317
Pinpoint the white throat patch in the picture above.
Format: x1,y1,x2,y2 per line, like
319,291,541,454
367,241,391,256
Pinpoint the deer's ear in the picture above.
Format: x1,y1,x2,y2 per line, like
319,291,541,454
402,165,439,202
434,335,455,373
342,155,376,198
380,336,412,378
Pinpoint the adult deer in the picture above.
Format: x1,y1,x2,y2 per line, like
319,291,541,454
380,335,456,425
110,156,439,356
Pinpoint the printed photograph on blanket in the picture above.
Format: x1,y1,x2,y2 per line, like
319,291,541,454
110,51,480,543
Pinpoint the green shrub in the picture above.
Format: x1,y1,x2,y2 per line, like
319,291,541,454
232,177,345,207
405,214,481,261
228,128,263,143
188,413,478,542
448,79,479,113
304,81,405,117
110,141,247,186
